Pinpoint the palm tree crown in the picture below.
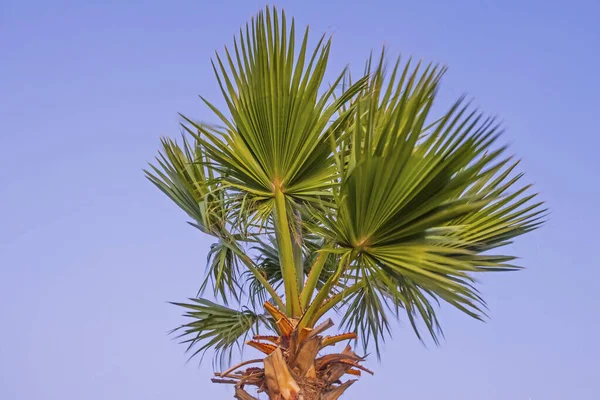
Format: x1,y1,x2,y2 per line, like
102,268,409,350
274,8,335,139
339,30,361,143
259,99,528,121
146,6,545,399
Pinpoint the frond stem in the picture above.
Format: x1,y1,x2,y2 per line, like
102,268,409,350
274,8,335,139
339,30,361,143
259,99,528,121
273,187,302,317
312,281,364,323
300,251,329,308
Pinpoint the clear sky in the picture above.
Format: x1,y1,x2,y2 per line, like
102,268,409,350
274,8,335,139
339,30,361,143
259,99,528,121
1,0,599,399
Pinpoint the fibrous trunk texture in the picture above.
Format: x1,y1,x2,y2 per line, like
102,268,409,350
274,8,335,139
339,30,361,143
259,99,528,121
212,302,372,400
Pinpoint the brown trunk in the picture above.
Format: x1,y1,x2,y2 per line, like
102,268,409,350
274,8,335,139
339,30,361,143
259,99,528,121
213,302,372,399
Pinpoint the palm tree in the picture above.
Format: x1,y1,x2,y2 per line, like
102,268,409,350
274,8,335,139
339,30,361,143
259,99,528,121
145,7,545,400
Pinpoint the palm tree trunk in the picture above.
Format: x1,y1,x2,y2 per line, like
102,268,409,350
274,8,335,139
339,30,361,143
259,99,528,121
214,302,372,399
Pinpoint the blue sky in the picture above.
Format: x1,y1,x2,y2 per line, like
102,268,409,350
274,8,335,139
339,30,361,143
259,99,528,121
1,0,599,399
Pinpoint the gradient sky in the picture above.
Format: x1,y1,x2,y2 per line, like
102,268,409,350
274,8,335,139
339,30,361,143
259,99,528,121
1,1,599,399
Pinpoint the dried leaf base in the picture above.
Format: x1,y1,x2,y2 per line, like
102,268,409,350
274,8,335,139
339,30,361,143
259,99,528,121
213,302,372,400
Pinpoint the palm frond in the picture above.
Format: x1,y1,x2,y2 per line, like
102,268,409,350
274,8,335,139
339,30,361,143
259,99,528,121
310,51,546,354
198,240,242,305
185,7,365,208
171,298,272,369
145,135,224,234
145,135,249,303
246,237,284,306
339,273,392,358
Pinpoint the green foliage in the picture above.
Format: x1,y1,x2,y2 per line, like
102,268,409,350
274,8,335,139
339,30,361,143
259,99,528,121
147,6,545,362
171,298,271,368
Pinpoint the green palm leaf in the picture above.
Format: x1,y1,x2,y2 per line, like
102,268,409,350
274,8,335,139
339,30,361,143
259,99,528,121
309,52,546,352
145,135,224,234
145,136,244,303
145,135,284,308
171,298,272,368
183,7,367,209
